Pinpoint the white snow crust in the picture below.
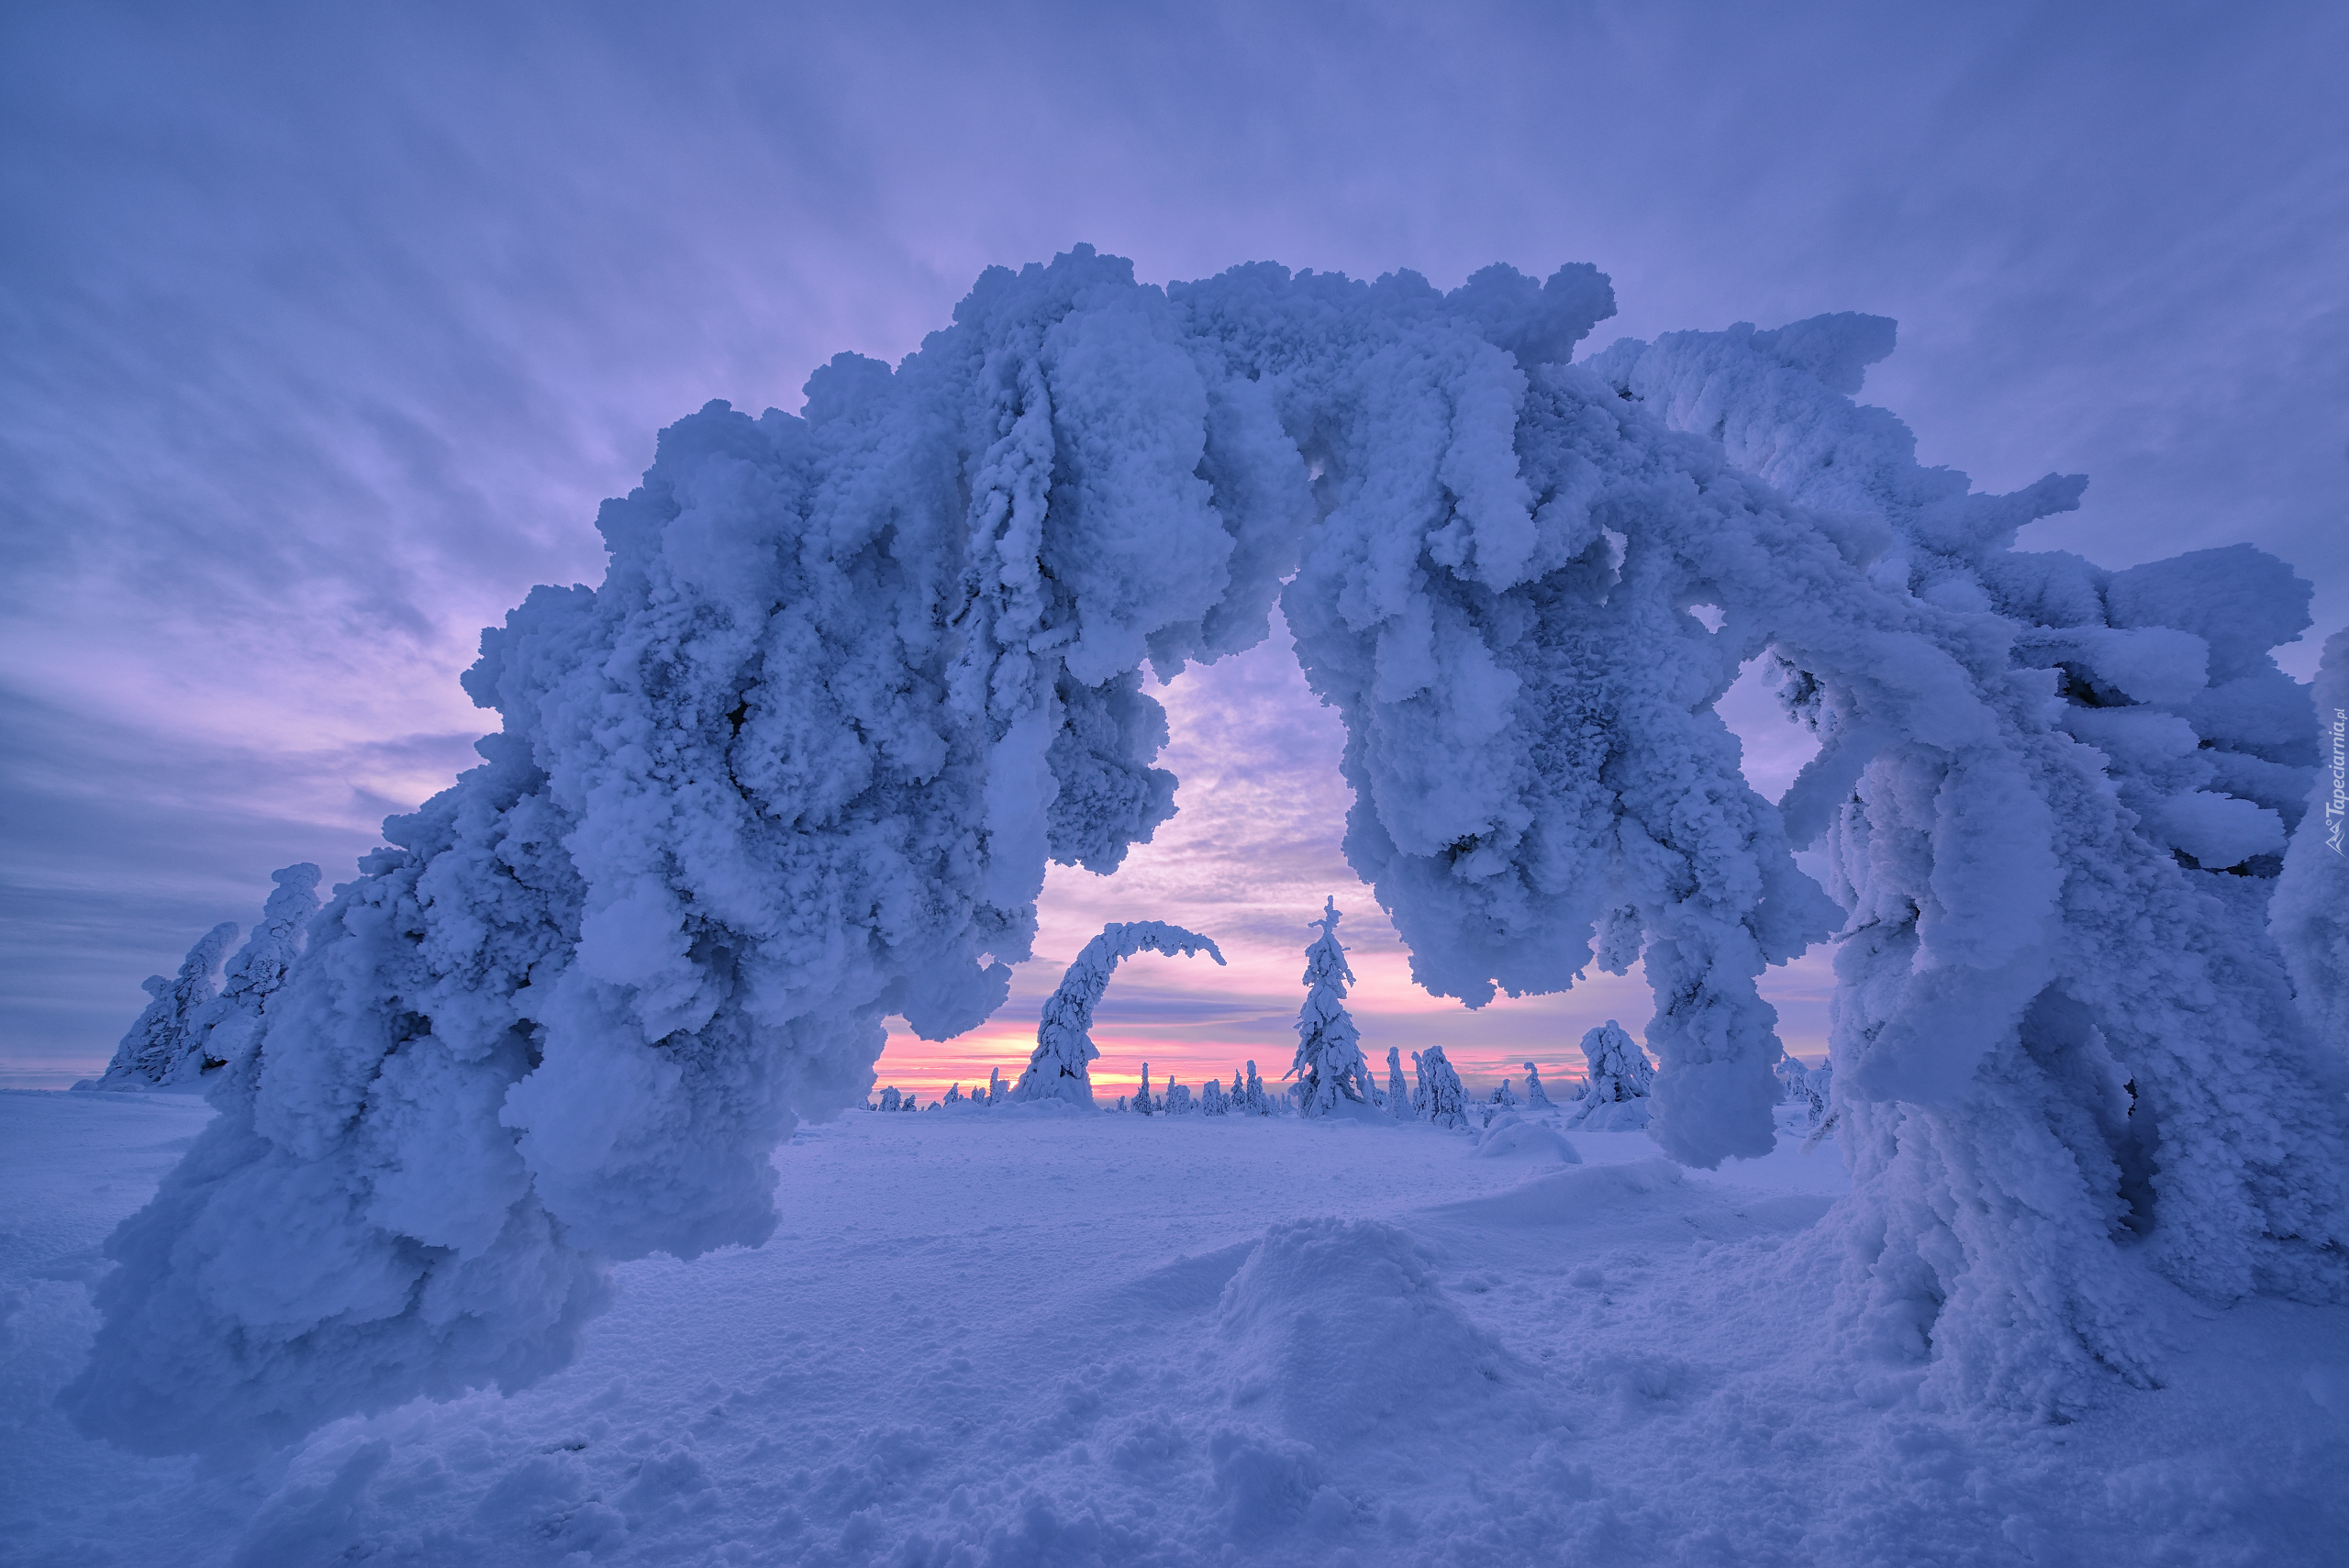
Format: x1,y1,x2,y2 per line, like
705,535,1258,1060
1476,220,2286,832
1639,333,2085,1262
7,1091,2345,1567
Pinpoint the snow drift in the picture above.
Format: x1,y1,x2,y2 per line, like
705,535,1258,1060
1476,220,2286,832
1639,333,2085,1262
64,246,2349,1454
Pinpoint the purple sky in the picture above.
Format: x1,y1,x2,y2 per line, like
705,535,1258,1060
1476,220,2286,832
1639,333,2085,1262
4,3,2343,1088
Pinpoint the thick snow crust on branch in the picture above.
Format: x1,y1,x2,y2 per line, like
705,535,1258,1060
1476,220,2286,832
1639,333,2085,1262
66,245,2349,1454
1013,919,1224,1106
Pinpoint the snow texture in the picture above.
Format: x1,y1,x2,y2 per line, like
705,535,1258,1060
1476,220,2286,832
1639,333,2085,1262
1013,920,1225,1107
63,246,2349,1454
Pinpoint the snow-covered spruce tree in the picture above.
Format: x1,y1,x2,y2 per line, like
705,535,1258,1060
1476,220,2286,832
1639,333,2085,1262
986,1067,1006,1106
1164,1079,1194,1114
1386,1048,1411,1118
1201,1076,1227,1114
1243,1061,1266,1115
89,921,239,1089
877,1086,901,1112
1286,897,1372,1115
1414,1047,1468,1129
1011,921,1224,1106
1564,1020,1655,1132
1523,1062,1552,1108
1131,1062,1154,1117
67,246,2349,1455
1493,1079,1519,1108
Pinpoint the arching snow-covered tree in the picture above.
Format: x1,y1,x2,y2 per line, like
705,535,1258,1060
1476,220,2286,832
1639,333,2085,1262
1013,921,1225,1107
63,245,2349,1458
1523,1062,1553,1108
1286,898,1371,1115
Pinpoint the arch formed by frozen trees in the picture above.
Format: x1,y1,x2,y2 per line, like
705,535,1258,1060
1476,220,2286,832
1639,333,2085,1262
63,245,2349,1456
1012,919,1224,1106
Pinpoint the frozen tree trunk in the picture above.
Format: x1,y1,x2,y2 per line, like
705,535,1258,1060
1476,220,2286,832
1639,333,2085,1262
1012,921,1225,1107
1286,898,1371,1115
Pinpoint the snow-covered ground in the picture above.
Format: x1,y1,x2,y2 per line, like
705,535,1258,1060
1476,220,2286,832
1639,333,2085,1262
4,1088,2343,1567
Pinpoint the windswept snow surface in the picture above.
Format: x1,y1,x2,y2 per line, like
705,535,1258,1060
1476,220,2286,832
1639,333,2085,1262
6,1090,2345,1567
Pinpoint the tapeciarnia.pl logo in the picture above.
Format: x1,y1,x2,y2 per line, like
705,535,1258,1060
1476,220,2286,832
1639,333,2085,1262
2326,706,2345,856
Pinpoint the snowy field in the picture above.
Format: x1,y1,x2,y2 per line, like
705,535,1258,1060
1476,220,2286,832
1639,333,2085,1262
6,1087,2343,1568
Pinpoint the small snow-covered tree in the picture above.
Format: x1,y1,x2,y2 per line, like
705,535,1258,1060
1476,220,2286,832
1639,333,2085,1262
1200,1076,1227,1114
1243,1060,1267,1115
90,921,239,1089
1492,1079,1520,1108
943,1083,963,1105
877,1086,901,1112
1414,1047,1468,1129
1164,1079,1194,1115
1524,1062,1553,1108
1286,898,1372,1115
986,1067,1007,1106
188,863,321,1089
1013,921,1225,1106
1386,1048,1411,1118
899,1094,918,1112
1132,1062,1154,1117
1564,1021,1655,1131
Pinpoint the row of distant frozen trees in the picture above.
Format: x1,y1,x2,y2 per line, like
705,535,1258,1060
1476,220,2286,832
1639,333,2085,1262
855,899,1774,1136
100,883,1820,1143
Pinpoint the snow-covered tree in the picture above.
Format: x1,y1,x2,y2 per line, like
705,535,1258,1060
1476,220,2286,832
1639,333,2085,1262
1012,921,1225,1107
1131,1062,1154,1117
1243,1061,1267,1115
88,921,239,1089
1164,1080,1194,1115
190,863,321,1087
986,1067,1007,1106
1200,1076,1228,1114
1564,1020,1655,1131
1492,1079,1520,1108
1286,898,1371,1115
1386,1048,1411,1118
69,246,2349,1457
942,1083,963,1105
876,1086,901,1112
1413,1047,1468,1129
1523,1062,1553,1107
1774,1051,1810,1104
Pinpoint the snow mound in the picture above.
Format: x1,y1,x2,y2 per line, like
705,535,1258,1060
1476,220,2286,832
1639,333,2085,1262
1472,1114,1583,1162
1216,1218,1513,1449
